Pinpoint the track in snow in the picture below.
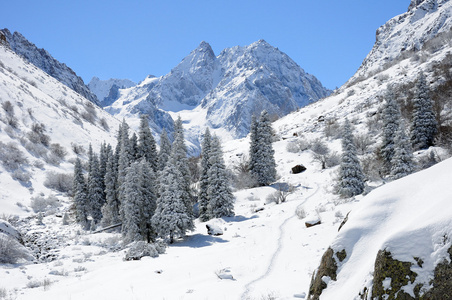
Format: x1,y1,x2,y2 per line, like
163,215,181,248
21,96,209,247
241,183,319,299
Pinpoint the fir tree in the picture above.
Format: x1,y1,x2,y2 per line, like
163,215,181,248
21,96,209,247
170,117,193,217
390,125,415,180
337,119,365,198
137,115,158,172
380,87,401,174
122,161,143,244
130,132,139,162
158,129,171,171
73,158,89,228
410,73,437,150
88,154,104,224
101,152,121,227
207,136,235,218
249,110,277,186
152,159,193,244
140,159,157,242
198,128,212,221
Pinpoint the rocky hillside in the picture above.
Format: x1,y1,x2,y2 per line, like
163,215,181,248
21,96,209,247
0,29,99,105
107,40,330,152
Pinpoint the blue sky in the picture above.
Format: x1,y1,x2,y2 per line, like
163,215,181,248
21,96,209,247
3,1,409,89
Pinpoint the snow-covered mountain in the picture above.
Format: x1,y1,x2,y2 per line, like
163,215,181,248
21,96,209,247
87,77,136,107
0,29,99,105
107,40,330,153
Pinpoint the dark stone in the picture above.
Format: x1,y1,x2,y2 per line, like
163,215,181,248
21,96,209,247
305,220,321,228
336,249,347,262
308,247,338,300
292,164,307,174
422,245,452,299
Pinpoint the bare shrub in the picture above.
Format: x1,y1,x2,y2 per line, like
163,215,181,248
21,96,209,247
324,119,341,139
286,137,309,153
43,171,73,194
26,278,52,290
81,101,97,124
231,155,257,189
124,241,162,261
361,153,384,181
310,139,339,169
296,206,307,219
1,101,14,115
11,169,31,183
71,142,85,155
0,141,28,170
354,133,374,155
50,143,67,159
24,141,48,158
27,123,50,146
30,195,61,214
99,117,110,131
0,234,31,264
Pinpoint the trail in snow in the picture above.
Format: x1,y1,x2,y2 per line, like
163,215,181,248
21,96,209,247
241,183,319,299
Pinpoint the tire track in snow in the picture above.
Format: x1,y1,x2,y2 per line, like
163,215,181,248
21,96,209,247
241,183,319,300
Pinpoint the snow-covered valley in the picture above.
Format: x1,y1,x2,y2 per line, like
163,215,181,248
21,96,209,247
1,0,452,299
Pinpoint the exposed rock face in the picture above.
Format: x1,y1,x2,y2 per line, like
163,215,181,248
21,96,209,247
292,164,307,174
308,247,338,300
0,28,99,105
88,77,136,107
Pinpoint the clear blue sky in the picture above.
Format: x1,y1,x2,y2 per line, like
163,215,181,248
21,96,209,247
2,0,410,90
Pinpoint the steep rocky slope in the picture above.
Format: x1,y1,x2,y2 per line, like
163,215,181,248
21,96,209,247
87,77,136,107
0,29,99,105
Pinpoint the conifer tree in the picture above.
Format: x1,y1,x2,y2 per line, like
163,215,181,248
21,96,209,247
249,110,277,186
207,135,235,218
73,158,89,228
198,128,212,221
88,154,104,224
337,119,365,198
130,132,139,162
381,87,401,174
137,115,158,172
390,125,415,180
122,161,143,244
152,159,193,244
101,153,121,227
158,129,172,171
170,117,193,217
140,159,157,242
410,73,437,150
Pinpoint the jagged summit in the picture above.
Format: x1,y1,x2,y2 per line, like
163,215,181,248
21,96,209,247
107,40,330,152
0,28,99,105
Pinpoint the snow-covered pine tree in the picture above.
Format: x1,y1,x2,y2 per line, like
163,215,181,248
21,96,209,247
198,128,212,222
88,153,105,224
158,129,171,171
101,152,121,227
390,124,415,180
248,114,259,184
249,110,276,186
117,124,132,222
207,135,235,218
87,143,94,175
410,72,437,150
122,161,143,244
73,158,89,228
170,117,193,218
140,159,157,242
99,142,109,196
337,119,365,198
380,87,401,175
152,159,193,244
137,114,158,172
130,132,139,162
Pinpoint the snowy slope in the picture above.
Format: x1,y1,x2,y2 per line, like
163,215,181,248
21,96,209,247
0,29,99,105
320,157,452,299
0,44,120,216
87,77,136,107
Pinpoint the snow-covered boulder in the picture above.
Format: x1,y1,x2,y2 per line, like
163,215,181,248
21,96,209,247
206,224,223,236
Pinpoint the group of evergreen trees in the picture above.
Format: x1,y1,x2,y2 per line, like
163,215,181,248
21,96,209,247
198,128,235,222
336,73,438,197
73,116,196,244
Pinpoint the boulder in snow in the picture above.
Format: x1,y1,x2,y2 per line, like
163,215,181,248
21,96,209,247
292,164,307,174
305,215,321,228
206,224,223,236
